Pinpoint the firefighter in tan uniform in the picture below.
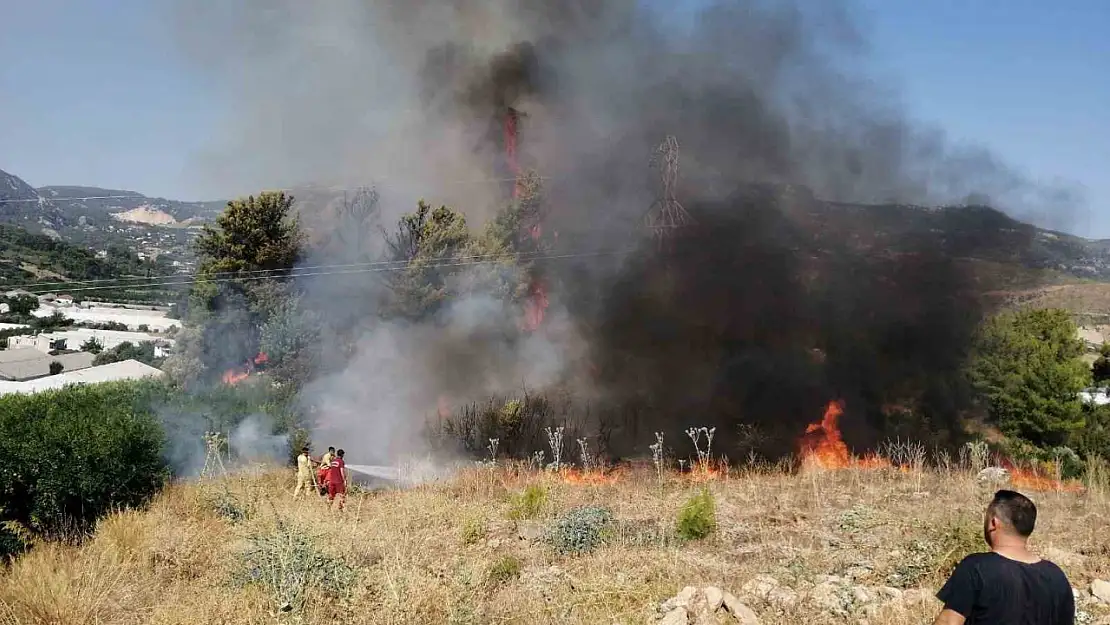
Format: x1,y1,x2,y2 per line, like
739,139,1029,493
293,446,315,498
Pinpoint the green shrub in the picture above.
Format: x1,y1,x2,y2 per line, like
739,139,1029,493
676,488,717,540
544,506,613,555
236,520,356,612
487,554,522,585
209,490,251,524
0,380,169,559
887,518,981,588
508,484,547,520
461,518,487,546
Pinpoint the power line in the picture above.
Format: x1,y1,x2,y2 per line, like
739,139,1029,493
0,247,594,292
19,249,634,295
0,176,555,205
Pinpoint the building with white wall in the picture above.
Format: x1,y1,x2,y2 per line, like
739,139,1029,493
31,304,181,331
0,359,164,396
9,328,174,356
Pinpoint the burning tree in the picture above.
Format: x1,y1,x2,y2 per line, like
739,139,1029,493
166,191,304,387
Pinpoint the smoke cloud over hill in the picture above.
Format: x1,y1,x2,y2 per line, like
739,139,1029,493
173,1,1081,463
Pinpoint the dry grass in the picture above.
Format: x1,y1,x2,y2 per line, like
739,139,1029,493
2,462,1108,625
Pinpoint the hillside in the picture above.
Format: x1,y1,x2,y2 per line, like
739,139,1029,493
39,185,224,224
10,166,1110,309
0,463,1106,625
0,222,171,289
0,170,66,237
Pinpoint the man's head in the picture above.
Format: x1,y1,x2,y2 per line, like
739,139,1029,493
336,449,345,458
301,446,309,454
983,489,1037,548
328,446,335,453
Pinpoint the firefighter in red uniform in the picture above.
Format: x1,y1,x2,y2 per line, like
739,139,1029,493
317,446,335,495
326,449,348,510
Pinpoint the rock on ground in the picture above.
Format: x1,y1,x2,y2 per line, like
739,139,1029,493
1092,579,1110,604
654,586,760,625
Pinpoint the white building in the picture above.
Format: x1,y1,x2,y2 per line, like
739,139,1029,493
9,328,174,356
31,305,181,331
0,359,164,396
0,347,95,381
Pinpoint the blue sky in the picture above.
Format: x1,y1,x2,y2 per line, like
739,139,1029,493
1,0,1107,235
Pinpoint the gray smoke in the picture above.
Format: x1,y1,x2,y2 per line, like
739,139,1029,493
170,0,1085,464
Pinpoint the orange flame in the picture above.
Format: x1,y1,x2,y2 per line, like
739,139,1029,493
685,460,726,482
221,353,267,385
800,400,852,469
222,368,250,385
1002,461,1084,493
521,279,549,332
560,466,625,485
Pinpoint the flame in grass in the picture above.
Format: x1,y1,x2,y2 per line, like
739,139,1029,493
800,400,852,469
221,369,250,386
684,459,728,482
559,466,625,486
799,400,901,471
221,352,269,386
1002,462,1085,493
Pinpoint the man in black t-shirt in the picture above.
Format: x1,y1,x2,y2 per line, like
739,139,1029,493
934,489,1074,625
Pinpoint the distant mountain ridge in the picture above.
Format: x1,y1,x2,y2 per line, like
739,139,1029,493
38,184,225,224
7,166,1110,287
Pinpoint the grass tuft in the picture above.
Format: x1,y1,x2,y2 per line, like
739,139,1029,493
675,487,716,540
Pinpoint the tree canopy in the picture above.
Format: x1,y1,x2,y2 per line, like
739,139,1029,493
968,308,1090,447
167,191,304,386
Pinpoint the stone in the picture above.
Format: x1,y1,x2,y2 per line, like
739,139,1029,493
810,582,848,614
658,607,689,625
901,589,924,604
852,586,875,604
721,593,760,625
674,586,699,608
517,522,545,542
1091,579,1110,604
844,566,873,581
741,576,780,602
766,587,799,609
876,587,903,602
977,467,1010,484
703,586,725,612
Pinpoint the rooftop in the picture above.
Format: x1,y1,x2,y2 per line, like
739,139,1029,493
0,348,95,381
0,359,163,396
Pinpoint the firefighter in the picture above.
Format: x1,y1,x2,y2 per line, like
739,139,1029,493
326,449,348,510
292,446,315,499
317,446,335,496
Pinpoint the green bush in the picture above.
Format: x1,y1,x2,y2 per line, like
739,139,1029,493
487,554,522,585
461,518,487,546
676,488,717,541
0,380,169,559
235,520,356,612
544,506,613,555
507,484,548,520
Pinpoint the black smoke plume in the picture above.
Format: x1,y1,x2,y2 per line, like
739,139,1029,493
172,0,1079,462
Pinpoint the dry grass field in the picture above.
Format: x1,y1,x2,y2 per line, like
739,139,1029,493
3,451,1109,625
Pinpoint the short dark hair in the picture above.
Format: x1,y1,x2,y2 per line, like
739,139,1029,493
989,490,1037,537
336,449,345,457
301,446,309,453
328,446,335,452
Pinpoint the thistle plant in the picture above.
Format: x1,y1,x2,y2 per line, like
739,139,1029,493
686,426,716,474
649,432,665,482
577,438,594,471
530,450,546,471
545,426,565,472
